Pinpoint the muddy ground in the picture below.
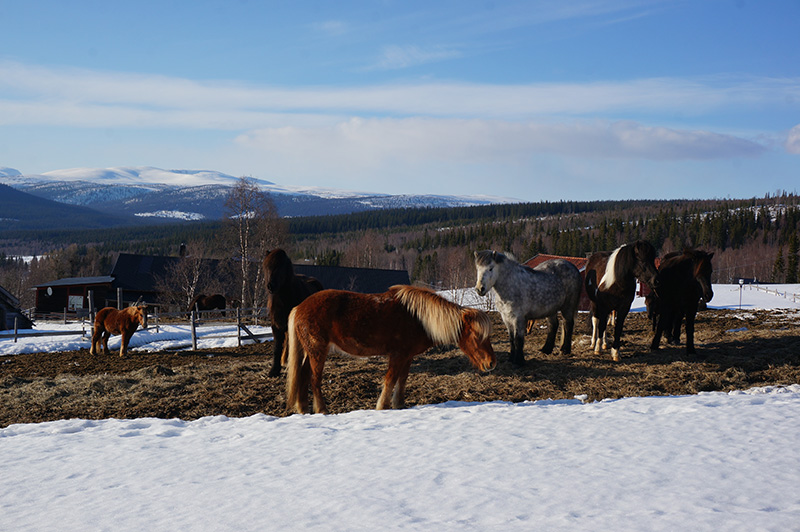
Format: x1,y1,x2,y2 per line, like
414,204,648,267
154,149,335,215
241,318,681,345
2,309,799,427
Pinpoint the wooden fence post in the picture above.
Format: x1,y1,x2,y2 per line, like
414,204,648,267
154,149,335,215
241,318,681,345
117,288,123,310
191,310,198,351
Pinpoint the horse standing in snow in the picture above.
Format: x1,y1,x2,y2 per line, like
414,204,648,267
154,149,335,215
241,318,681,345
474,251,582,367
263,249,323,377
584,241,659,361
284,285,496,414
90,303,147,357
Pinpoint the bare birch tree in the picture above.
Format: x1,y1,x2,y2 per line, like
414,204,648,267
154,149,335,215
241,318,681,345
224,177,286,309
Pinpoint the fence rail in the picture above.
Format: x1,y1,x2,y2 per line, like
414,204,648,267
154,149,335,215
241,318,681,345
746,284,800,304
1,306,272,350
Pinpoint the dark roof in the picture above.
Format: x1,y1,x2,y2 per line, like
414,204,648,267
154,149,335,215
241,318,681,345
32,253,410,296
524,254,588,272
35,276,114,288
0,284,20,307
110,253,182,292
295,264,410,293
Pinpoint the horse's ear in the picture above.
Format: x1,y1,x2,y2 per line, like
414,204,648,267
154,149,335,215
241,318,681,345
707,252,714,260
474,251,479,259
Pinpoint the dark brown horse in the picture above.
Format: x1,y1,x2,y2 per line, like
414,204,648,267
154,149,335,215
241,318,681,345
650,249,714,355
90,304,147,357
585,241,659,361
186,293,228,316
284,285,497,414
263,249,323,377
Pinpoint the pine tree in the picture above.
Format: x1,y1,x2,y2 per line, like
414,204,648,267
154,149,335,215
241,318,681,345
772,246,785,283
787,232,799,283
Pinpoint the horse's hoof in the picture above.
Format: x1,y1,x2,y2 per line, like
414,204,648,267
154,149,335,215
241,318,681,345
267,366,281,377
611,349,620,362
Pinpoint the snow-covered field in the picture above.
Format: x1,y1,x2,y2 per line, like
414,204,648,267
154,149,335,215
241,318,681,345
2,284,800,531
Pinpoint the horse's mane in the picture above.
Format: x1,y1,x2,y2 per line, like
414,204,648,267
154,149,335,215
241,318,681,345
599,244,630,290
391,285,490,345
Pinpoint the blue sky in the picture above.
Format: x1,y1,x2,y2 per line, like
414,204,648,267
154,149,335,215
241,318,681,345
1,0,798,201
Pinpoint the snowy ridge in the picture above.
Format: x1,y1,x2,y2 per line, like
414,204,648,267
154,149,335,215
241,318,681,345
1,166,519,220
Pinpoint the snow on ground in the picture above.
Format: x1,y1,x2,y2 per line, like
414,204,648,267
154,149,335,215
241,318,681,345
2,285,800,531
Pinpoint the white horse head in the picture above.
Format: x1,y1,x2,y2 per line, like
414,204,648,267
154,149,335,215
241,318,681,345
474,250,504,297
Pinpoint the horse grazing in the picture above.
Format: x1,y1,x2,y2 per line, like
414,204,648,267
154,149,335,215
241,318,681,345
263,249,323,377
186,293,228,316
650,249,714,355
90,304,147,357
474,251,582,366
284,285,496,414
584,241,659,361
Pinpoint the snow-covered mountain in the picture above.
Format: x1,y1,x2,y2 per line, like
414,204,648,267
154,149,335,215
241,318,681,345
1,166,518,221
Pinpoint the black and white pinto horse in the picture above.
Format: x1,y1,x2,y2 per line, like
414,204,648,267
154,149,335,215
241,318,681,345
584,241,659,361
474,251,582,366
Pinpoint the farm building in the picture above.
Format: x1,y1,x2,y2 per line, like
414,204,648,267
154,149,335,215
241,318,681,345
34,253,410,316
1,283,34,330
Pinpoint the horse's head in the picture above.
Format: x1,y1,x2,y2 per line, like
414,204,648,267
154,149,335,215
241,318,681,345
264,249,292,294
474,250,503,297
632,240,659,290
129,304,147,327
458,309,497,373
693,251,714,302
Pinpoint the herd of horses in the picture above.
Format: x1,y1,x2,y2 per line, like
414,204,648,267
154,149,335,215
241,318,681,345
90,244,715,415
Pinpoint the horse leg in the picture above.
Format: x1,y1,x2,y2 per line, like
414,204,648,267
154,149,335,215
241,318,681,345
308,350,328,414
684,309,696,355
268,328,285,377
378,356,408,409
119,333,128,357
541,314,559,355
650,310,667,351
560,311,574,355
592,309,609,354
390,357,414,409
590,311,600,353
102,332,111,355
610,309,629,362
90,328,100,355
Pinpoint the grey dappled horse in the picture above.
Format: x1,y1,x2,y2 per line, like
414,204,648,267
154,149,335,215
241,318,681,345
474,251,582,366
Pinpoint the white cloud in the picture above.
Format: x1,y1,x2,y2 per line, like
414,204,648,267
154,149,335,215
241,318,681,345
2,61,797,123
235,117,764,168
372,45,463,70
786,125,800,154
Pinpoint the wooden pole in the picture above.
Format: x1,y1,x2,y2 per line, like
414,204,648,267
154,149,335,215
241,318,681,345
191,310,198,351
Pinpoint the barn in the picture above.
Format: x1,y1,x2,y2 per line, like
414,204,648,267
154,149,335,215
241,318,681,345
34,253,411,316
1,283,35,330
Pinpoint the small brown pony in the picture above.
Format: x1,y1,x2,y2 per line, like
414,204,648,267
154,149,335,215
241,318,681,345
284,285,497,414
90,304,147,357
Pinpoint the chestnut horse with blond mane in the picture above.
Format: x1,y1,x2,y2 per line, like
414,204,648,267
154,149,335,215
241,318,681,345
90,304,147,357
284,285,497,414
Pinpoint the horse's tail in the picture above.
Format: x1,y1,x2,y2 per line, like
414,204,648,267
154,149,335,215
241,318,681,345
585,269,599,302
284,308,304,412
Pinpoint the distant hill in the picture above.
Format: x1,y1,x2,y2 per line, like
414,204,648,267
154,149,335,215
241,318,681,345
1,166,519,223
0,183,147,231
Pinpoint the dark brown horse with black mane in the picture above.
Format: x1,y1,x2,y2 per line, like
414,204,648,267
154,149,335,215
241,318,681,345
585,241,658,361
263,249,323,377
90,303,147,357
650,249,714,355
186,294,229,316
284,285,497,414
